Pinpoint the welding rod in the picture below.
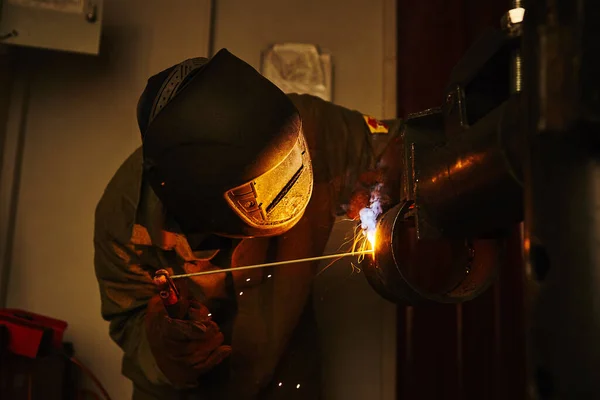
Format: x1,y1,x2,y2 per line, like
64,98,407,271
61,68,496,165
169,249,374,279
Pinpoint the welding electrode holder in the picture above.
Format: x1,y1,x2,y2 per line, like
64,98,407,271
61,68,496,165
153,269,190,320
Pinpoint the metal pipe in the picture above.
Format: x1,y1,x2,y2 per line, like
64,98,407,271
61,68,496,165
414,95,524,238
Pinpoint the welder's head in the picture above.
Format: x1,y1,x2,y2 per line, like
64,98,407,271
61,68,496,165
138,49,313,238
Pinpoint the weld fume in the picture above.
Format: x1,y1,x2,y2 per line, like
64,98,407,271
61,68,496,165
359,183,383,247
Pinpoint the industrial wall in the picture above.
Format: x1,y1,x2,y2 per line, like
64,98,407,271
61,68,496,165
1,0,396,399
2,2,213,398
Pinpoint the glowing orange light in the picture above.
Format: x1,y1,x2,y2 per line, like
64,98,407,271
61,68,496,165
358,226,377,261
367,230,377,251
427,154,486,185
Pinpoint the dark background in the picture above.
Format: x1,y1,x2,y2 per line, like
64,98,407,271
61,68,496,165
395,1,527,399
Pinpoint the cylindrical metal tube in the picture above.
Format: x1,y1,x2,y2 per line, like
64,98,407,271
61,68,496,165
414,95,524,237
362,202,499,304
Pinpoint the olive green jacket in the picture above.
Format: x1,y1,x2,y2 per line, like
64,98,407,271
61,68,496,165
93,94,398,399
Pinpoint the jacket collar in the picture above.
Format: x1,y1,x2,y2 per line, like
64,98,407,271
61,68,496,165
130,147,220,260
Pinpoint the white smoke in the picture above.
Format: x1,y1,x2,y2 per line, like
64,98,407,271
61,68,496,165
359,183,383,248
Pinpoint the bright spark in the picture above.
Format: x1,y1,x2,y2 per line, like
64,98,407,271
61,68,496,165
345,223,374,264
357,183,383,260
366,229,377,250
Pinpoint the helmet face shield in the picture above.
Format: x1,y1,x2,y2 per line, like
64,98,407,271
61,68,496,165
141,49,313,238
224,129,313,236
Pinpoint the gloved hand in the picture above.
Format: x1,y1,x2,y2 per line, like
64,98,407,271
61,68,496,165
145,291,232,389
347,135,404,221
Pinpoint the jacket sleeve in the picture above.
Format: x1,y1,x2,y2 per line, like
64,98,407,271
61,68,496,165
288,93,402,213
93,224,171,386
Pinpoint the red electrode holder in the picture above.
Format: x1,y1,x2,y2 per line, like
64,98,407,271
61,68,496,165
0,309,68,358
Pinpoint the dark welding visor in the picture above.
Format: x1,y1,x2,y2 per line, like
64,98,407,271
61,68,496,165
225,129,313,229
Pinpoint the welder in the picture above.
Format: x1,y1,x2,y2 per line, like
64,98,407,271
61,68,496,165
93,48,402,400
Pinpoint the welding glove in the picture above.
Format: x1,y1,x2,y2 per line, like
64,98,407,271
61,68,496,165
144,293,232,389
347,134,403,220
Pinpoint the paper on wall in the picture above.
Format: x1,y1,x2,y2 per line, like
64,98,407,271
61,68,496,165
8,0,84,14
261,43,333,102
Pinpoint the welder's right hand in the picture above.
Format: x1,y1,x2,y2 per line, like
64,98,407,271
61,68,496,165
144,294,232,389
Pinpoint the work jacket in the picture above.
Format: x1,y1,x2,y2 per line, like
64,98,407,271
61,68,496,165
93,94,398,399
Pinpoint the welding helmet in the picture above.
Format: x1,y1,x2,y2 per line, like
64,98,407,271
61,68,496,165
138,49,313,238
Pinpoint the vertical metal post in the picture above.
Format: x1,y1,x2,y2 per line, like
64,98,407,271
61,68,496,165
522,0,600,398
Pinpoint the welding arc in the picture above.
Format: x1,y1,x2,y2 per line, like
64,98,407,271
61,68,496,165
169,250,374,279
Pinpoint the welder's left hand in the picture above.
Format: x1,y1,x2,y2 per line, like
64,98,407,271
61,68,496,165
346,135,403,220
